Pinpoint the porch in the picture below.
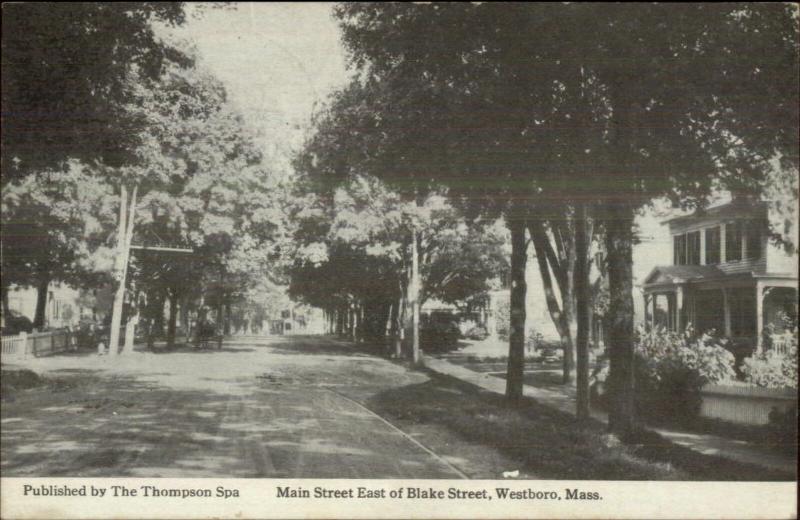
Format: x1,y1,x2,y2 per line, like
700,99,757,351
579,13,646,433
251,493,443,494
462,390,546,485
642,266,797,355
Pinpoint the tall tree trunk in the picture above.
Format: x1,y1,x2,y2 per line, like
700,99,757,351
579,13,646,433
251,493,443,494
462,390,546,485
180,296,190,340
120,286,140,355
33,275,50,329
505,218,527,403
410,228,421,364
529,221,574,371
385,303,394,338
216,300,224,347
562,218,577,384
224,302,231,335
146,292,164,349
349,302,356,341
395,295,405,358
605,207,637,438
574,204,591,421
354,301,362,342
166,290,178,348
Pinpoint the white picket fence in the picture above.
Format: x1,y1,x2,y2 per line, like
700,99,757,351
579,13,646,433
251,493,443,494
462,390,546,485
1,328,78,360
700,383,797,425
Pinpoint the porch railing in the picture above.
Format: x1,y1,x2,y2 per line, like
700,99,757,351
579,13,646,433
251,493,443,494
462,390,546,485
769,333,793,356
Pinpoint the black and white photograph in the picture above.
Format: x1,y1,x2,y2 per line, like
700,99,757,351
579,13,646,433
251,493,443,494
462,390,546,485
1,3,798,519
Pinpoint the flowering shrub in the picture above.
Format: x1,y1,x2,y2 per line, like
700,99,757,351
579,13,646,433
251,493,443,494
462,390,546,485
742,329,798,389
635,326,736,385
590,326,736,421
633,326,736,421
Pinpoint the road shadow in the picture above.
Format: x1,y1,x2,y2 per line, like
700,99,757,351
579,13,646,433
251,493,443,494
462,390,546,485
149,346,256,355
0,368,456,478
265,337,383,358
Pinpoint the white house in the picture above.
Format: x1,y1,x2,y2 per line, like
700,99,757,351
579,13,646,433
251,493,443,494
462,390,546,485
641,198,798,355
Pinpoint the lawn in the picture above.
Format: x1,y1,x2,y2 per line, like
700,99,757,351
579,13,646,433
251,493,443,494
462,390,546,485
368,371,794,481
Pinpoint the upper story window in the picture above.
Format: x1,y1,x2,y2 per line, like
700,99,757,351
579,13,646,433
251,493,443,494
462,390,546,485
686,231,701,265
725,221,743,262
745,221,762,260
705,226,721,264
673,219,762,267
673,231,701,265
673,234,686,265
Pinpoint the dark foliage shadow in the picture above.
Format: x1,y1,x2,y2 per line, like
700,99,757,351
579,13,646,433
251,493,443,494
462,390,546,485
366,373,794,481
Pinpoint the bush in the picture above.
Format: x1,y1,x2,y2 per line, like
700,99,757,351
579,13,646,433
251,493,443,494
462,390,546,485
741,329,798,389
420,314,461,352
766,407,798,454
591,326,735,421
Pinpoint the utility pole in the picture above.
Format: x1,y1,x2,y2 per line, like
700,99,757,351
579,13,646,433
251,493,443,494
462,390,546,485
108,185,136,356
107,184,193,356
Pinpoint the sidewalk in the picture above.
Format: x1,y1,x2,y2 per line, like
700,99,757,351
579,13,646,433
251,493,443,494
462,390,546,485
423,356,796,475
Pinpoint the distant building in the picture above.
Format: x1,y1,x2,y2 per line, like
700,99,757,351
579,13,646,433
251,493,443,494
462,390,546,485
5,283,112,330
642,198,798,355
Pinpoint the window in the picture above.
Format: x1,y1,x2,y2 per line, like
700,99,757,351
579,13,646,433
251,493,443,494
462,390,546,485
725,221,743,262
705,227,721,264
673,234,687,265
687,231,701,265
745,221,762,260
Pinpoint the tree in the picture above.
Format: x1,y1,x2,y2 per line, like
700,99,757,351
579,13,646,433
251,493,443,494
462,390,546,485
1,162,116,327
333,3,798,429
1,3,191,182
288,166,507,358
126,66,288,349
2,3,193,331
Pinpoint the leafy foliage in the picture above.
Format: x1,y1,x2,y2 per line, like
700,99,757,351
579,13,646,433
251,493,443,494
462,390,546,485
2,3,192,180
594,326,736,420
742,330,798,389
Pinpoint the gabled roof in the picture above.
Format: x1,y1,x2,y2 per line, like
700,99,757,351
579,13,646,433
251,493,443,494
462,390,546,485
643,265,727,286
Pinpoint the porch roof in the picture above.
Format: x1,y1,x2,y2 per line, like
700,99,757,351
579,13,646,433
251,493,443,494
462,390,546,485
643,265,727,286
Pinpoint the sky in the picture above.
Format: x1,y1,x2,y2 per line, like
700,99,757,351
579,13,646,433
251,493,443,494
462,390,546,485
170,3,351,174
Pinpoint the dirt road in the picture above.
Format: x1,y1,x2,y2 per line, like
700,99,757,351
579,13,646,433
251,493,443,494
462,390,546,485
1,336,465,478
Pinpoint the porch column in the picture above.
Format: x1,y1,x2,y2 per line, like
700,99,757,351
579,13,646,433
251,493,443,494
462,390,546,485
722,288,731,337
699,230,706,265
755,282,764,354
675,286,684,332
643,293,651,328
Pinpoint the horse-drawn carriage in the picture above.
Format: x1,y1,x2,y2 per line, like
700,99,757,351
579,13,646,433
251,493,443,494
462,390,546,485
194,319,222,349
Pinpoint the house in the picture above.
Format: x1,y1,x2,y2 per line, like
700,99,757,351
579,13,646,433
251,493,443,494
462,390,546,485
642,198,798,356
4,283,112,330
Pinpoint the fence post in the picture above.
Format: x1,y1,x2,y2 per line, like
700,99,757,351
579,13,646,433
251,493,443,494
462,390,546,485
20,331,28,359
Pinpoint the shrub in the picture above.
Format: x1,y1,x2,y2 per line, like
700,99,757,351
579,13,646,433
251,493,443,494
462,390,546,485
590,326,736,421
420,314,461,352
636,326,735,420
766,406,798,454
741,329,798,389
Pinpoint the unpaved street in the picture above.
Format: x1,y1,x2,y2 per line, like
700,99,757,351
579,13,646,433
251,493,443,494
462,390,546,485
1,336,466,478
